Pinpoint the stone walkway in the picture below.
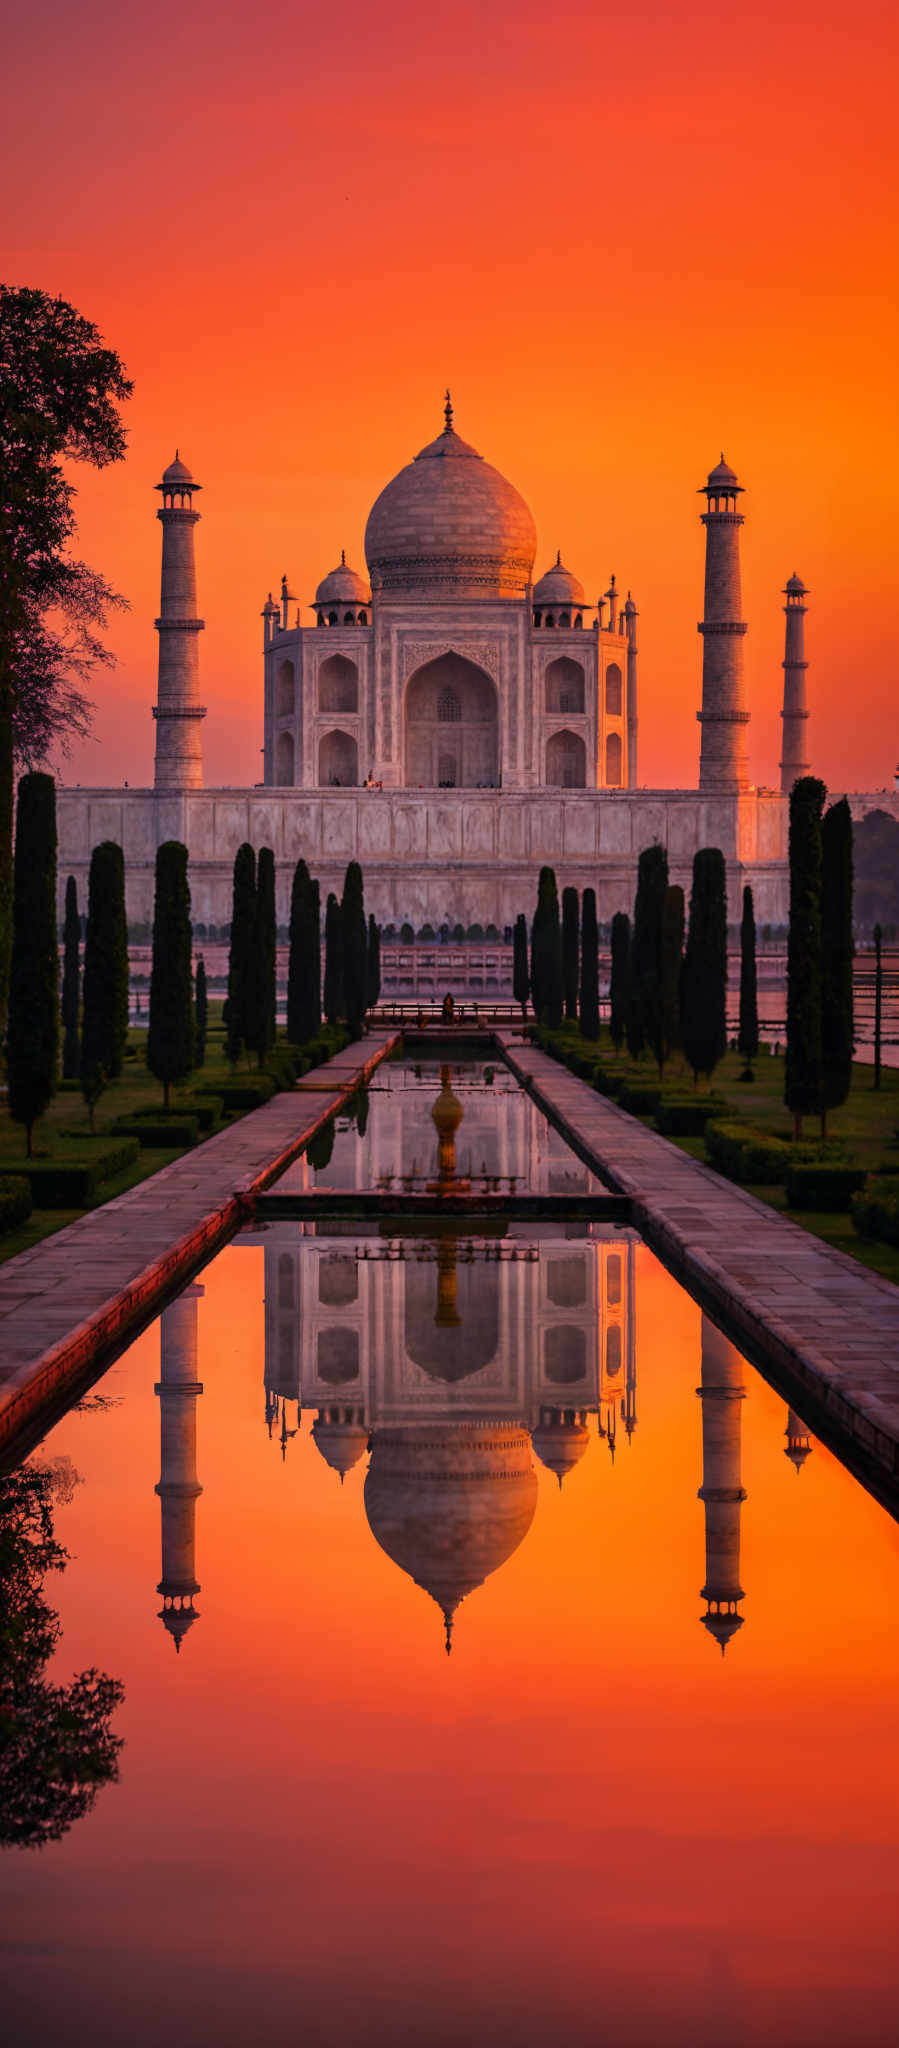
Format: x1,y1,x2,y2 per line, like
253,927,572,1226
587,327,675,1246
500,1037,899,1491
0,1034,399,1452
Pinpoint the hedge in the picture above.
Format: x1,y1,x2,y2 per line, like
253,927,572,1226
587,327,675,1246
175,1094,223,1132
217,1073,278,1111
21,1138,140,1207
851,1179,899,1247
705,1121,791,1183
656,1093,729,1136
112,1115,200,1149
618,1080,663,1117
785,1162,868,1211
0,1175,33,1233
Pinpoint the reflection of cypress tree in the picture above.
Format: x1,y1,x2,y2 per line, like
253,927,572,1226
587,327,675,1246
366,914,381,1012
681,849,728,1083
785,777,826,1136
323,892,344,1024
194,956,208,1069
341,861,367,1037
7,773,58,1155
354,1086,369,1139
609,912,630,1053
632,844,668,1071
579,888,599,1041
562,885,579,1022
61,875,81,1080
255,846,276,1063
513,913,529,1017
738,885,758,1080
662,884,685,1064
226,843,255,1064
307,1117,335,1172
0,1463,124,1848
821,798,854,1135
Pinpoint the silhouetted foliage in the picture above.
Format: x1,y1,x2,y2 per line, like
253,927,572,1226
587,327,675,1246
662,883,684,1064
307,1117,335,1173
194,955,208,1068
821,798,854,1130
80,839,128,1121
255,846,277,1063
287,859,322,1045
147,841,194,1108
609,912,630,1053
531,866,562,1027
366,914,381,1012
61,874,80,1079
513,913,529,1017
341,862,367,1036
323,892,344,1025
562,885,579,1023
737,883,758,1080
579,888,599,1041
0,1460,124,1849
6,773,58,1154
785,777,826,1133
681,848,728,1082
873,922,883,1089
632,844,669,1072
226,843,256,1064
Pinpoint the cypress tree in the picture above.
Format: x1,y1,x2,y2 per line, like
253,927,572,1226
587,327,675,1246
513,913,529,1017
61,874,81,1080
562,885,580,1023
226,843,256,1065
609,912,630,1054
579,888,599,1041
307,879,322,1037
255,846,277,1063
81,840,129,1117
287,859,322,1046
632,844,669,1072
6,772,58,1156
681,848,728,1083
366,914,381,1012
195,955,208,1069
323,891,344,1025
873,922,883,1090
785,776,826,1137
147,841,194,1108
341,861,367,1036
531,866,562,1027
662,883,685,1066
821,797,854,1133
738,884,759,1081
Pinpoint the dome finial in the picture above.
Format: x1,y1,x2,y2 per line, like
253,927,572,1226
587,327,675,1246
444,388,454,433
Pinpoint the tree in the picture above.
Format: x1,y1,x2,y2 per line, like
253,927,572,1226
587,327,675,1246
6,772,58,1154
513,913,530,1017
226,843,256,1064
61,874,80,1079
785,776,826,1137
821,798,854,1133
0,286,132,1038
194,955,208,1069
287,859,322,1046
738,884,759,1081
530,865,562,1027
579,889,600,1041
662,884,685,1065
255,846,277,1064
323,892,344,1025
609,912,631,1054
81,839,128,1120
0,1461,124,1848
366,914,381,1012
562,885,579,1023
147,842,194,1108
632,844,669,1072
681,848,728,1083
341,861,367,1036
873,923,883,1090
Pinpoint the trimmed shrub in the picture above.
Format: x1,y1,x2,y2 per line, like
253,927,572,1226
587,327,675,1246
785,1162,867,1211
22,1138,140,1206
0,1176,33,1234
216,1073,277,1111
656,1093,729,1136
112,1115,200,1149
705,1120,790,1183
851,1179,899,1247
174,1094,223,1132
618,1079,663,1116
265,1048,298,1090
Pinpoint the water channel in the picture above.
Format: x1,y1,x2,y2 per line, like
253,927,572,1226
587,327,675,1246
2,1055,898,2047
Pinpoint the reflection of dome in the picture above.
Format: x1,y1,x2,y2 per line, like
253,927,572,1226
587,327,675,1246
431,1069,464,1142
364,1422,538,1650
531,1408,591,1487
364,399,537,600
532,552,585,607
312,1407,368,1482
314,551,371,607
701,1605,744,1652
158,1598,198,1652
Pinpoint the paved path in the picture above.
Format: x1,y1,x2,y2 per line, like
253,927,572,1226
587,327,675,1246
0,1034,399,1452
500,1037,899,1493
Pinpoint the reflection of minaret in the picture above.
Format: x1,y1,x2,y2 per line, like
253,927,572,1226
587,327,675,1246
697,1317,746,1654
784,1405,814,1473
155,1284,204,1652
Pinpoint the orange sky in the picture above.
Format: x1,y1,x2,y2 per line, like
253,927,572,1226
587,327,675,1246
4,0,898,794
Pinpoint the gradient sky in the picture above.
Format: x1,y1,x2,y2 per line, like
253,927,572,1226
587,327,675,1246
4,0,897,793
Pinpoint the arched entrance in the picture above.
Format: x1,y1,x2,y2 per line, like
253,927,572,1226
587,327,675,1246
546,729,587,788
404,652,499,788
319,728,358,786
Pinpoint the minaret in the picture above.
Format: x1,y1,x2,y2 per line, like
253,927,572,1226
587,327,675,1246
697,1317,746,1653
784,1405,814,1472
153,453,206,789
779,575,810,792
155,1284,204,1651
697,456,750,792
625,591,638,787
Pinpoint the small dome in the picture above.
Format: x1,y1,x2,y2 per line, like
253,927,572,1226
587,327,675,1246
531,1411,591,1487
312,1410,369,1480
705,454,740,489
364,397,537,601
533,552,585,608
784,572,807,595
314,552,371,608
160,450,198,487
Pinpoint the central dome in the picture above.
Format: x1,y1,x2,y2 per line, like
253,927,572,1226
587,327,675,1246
364,398,537,601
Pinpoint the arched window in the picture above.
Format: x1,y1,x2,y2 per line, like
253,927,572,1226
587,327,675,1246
560,611,571,629
545,657,585,715
533,610,543,628
605,662,623,716
344,610,355,626
438,688,461,722
278,1252,295,1309
359,610,367,626
319,653,358,713
605,1325,622,1376
319,729,358,786
317,1327,359,1383
318,1256,358,1307
545,1325,587,1383
438,753,458,787
276,658,295,717
275,731,295,785
546,1256,588,1308
606,731,623,786
606,1253,622,1306
546,729,587,788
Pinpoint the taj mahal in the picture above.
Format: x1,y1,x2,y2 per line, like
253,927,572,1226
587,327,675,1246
56,395,895,932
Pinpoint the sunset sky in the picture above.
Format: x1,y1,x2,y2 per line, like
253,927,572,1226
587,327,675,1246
4,0,897,792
